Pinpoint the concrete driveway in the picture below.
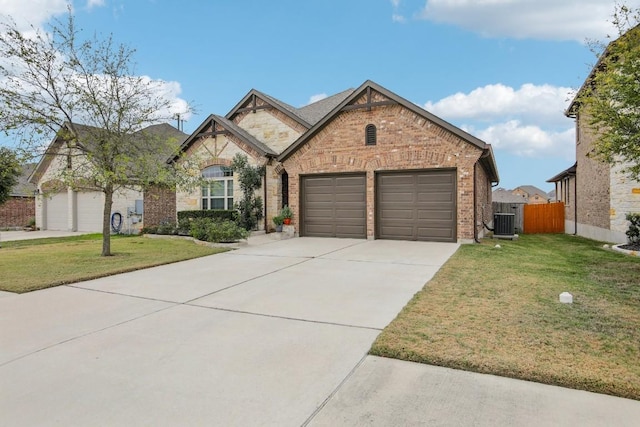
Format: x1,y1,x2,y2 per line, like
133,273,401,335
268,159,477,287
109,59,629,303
1,237,639,426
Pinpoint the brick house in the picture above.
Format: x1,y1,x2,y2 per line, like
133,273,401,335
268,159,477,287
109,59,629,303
165,80,499,243
548,30,640,242
29,123,186,233
0,164,36,229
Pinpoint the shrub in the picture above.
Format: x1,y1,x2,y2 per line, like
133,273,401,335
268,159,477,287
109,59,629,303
156,220,178,235
189,218,249,243
231,153,265,231
626,213,640,244
177,210,240,235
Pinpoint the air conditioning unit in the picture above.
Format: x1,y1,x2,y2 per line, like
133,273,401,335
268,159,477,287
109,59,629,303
494,213,516,239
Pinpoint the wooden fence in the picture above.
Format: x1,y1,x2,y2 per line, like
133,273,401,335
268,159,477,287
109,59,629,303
523,202,565,234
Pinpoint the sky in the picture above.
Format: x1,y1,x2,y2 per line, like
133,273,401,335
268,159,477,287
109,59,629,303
2,0,639,192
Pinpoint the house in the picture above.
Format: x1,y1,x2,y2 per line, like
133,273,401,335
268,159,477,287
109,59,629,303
549,30,640,243
511,185,549,204
0,163,36,229
156,80,499,243
29,123,187,233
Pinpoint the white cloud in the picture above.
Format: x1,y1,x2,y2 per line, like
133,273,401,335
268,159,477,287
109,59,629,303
425,83,575,160
87,0,105,9
392,14,406,23
0,0,69,30
418,0,640,42
425,83,574,128
390,0,401,8
308,93,328,104
468,120,575,160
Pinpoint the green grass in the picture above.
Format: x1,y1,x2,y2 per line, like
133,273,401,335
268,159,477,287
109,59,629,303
0,234,227,293
370,234,640,400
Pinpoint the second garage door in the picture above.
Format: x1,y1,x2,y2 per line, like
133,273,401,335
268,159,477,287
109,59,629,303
77,192,105,232
301,174,366,238
376,169,456,242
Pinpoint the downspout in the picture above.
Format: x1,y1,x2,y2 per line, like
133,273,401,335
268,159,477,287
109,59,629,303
263,168,268,233
473,162,480,243
574,171,578,235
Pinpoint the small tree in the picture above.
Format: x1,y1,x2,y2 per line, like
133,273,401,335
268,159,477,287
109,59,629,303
626,213,640,244
230,153,265,231
0,10,193,256
0,147,21,205
578,4,640,180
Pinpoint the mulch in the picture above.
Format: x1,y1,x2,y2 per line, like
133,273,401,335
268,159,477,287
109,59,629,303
618,242,640,251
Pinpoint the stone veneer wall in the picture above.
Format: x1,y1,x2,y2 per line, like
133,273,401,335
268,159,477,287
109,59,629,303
282,95,485,241
609,163,640,242
575,114,611,232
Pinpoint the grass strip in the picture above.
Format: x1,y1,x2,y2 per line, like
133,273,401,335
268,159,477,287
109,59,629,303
370,234,640,400
0,234,226,293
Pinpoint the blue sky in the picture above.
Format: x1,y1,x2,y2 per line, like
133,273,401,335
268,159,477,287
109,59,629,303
2,0,639,192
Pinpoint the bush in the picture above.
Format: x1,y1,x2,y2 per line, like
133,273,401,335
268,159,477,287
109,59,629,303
189,218,249,243
177,210,240,235
156,220,178,235
626,213,640,244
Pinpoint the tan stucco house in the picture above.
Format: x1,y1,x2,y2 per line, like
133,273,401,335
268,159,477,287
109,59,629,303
155,80,499,243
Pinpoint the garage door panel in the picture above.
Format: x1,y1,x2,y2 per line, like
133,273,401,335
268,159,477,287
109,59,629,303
417,227,454,240
45,193,68,230
335,208,366,219
379,208,414,220
380,192,415,203
377,170,456,242
417,209,454,220
77,192,104,232
302,174,366,238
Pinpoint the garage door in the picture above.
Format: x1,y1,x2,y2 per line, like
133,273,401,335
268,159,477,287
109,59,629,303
45,193,68,230
376,170,456,242
77,192,104,232
301,174,366,238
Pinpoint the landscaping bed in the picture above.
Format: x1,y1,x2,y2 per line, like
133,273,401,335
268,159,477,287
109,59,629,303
371,234,640,400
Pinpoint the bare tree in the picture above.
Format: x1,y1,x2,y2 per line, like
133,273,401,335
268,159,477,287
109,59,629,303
0,10,194,256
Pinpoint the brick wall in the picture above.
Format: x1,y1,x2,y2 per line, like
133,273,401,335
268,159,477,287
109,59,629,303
475,163,492,238
282,97,485,241
0,196,35,228
144,185,176,227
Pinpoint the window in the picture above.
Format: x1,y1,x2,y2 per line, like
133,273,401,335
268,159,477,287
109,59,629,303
201,165,234,210
365,124,377,146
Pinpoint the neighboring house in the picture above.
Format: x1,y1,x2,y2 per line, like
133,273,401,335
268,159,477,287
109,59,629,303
512,185,549,204
549,31,640,243
0,163,36,229
492,188,528,205
160,80,499,243
29,123,187,233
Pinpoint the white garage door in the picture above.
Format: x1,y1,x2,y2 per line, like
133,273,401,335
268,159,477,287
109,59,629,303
45,193,68,230
77,192,104,232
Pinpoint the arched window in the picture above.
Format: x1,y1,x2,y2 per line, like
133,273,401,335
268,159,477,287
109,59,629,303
365,124,377,146
201,165,234,210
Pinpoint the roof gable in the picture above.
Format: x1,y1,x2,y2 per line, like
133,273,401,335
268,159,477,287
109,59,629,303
226,89,312,129
277,80,499,182
171,114,277,163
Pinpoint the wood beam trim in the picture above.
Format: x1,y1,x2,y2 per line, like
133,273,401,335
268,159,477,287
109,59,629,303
341,100,397,112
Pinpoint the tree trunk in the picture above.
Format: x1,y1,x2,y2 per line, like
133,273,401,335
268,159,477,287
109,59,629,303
102,185,114,257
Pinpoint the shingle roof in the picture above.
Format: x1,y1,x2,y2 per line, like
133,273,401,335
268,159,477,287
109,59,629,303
492,188,527,204
11,163,36,196
515,185,548,198
547,163,577,182
296,89,355,125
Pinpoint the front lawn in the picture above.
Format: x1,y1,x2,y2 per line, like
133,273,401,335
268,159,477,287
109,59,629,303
371,234,640,400
0,234,226,293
